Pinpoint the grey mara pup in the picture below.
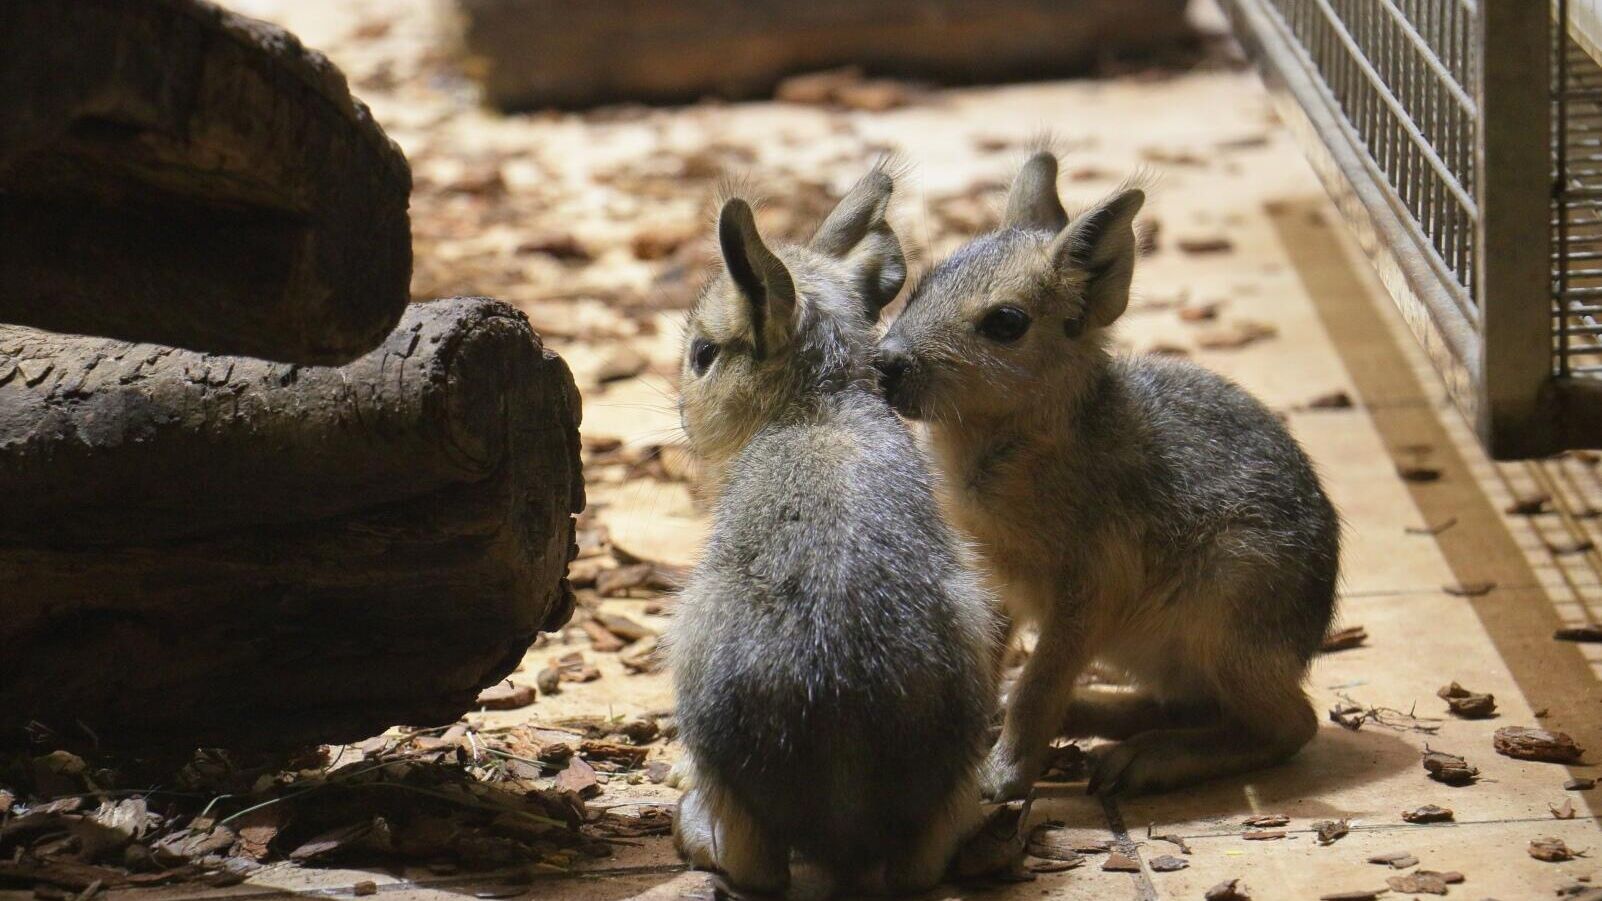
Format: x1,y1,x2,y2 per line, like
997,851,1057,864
669,166,998,895
877,151,1340,799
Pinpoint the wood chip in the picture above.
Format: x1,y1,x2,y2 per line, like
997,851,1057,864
594,611,655,642
475,682,536,710
1367,851,1418,868
1565,777,1596,790
1178,302,1221,322
554,756,600,798
1505,493,1552,515
1306,390,1354,409
1443,580,1496,598
1397,464,1442,482
1555,624,1602,642
1146,854,1187,872
1242,830,1285,841
354,881,378,897
1242,814,1289,828
1319,891,1385,901
1177,235,1234,254
1320,625,1368,653
1312,819,1349,845
1206,878,1251,901
1401,804,1453,823
1406,517,1457,535
1196,319,1277,350
579,619,625,652
1436,682,1497,718
1421,749,1480,785
1530,836,1578,862
1494,726,1584,763
619,635,662,673
1386,871,1455,895
1551,798,1578,819
1101,851,1140,872
1546,537,1596,556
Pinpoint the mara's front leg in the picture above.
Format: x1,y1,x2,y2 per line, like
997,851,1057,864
983,609,1092,800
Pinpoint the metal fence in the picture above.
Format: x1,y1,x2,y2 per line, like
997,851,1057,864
1222,0,1602,458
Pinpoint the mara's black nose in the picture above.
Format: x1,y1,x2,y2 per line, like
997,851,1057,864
875,348,910,395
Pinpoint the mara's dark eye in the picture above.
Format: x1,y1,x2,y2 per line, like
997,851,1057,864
977,306,1031,343
690,338,719,375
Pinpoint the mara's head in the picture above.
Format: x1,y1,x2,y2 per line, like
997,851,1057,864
679,164,907,473
878,152,1144,424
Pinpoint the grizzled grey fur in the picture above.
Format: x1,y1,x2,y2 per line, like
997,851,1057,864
877,151,1340,799
669,165,998,896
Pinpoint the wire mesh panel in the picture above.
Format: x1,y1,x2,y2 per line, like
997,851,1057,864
1264,0,1480,317
1554,24,1602,378
1222,0,1602,457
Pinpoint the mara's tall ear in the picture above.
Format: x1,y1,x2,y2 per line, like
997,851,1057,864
1004,152,1069,232
809,167,906,318
1049,188,1144,329
719,198,797,357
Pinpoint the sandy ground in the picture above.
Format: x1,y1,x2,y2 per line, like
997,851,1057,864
142,1,1602,898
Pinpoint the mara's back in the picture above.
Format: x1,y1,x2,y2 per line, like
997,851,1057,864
672,391,993,867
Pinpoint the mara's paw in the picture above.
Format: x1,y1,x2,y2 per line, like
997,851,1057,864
1085,736,1190,796
980,747,1036,802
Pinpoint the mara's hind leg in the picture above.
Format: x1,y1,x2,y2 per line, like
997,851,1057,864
673,778,790,896
1060,685,1219,740
1085,654,1318,796
881,778,985,895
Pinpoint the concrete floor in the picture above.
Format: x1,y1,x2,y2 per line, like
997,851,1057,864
149,2,1602,897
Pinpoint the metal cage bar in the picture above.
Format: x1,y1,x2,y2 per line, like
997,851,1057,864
1219,0,1601,458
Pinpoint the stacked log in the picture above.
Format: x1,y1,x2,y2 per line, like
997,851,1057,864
0,0,411,364
0,298,584,749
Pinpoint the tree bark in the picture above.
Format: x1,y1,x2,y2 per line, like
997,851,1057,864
0,0,411,364
0,298,584,750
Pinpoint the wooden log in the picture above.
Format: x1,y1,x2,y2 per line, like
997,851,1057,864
0,298,584,750
456,0,1193,110
0,0,411,364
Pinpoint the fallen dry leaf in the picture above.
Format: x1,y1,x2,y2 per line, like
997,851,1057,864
1312,819,1349,845
1400,804,1453,824
1422,748,1480,785
1101,850,1141,871
1242,814,1289,828
1436,682,1497,718
1320,625,1367,653
1366,850,1418,869
1546,536,1595,556
1386,871,1461,895
1397,464,1442,483
1176,235,1234,254
1494,726,1583,763
1206,878,1251,901
554,756,600,798
1529,836,1578,862
1551,798,1578,820
1196,319,1277,350
1505,493,1552,515
476,682,537,711
1306,390,1354,410
1555,624,1602,642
